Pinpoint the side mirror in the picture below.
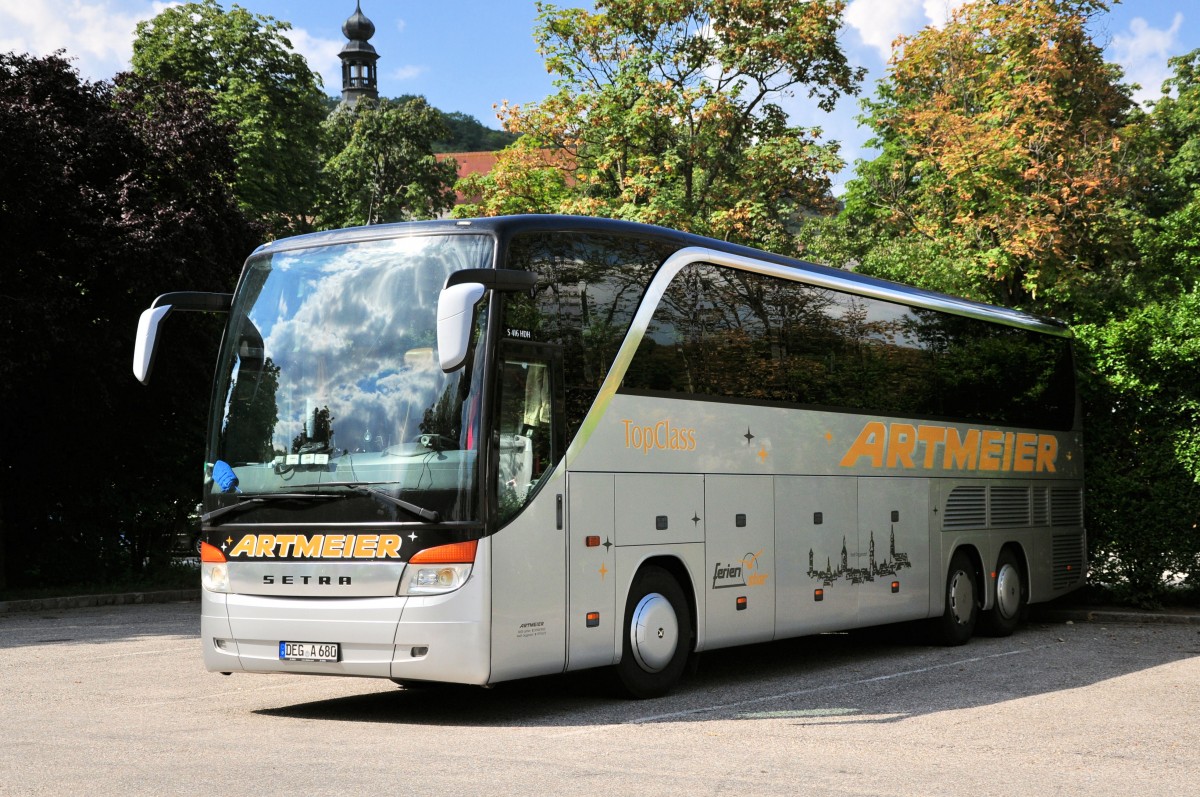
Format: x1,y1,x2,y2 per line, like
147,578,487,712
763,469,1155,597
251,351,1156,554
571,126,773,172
436,282,486,372
437,269,537,372
133,292,232,384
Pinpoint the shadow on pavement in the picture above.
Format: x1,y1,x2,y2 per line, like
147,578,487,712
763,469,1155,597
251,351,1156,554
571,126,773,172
255,619,1200,728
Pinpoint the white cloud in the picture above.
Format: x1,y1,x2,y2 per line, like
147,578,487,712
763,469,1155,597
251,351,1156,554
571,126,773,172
1111,13,1183,105
844,0,970,62
0,0,172,81
921,0,969,30
284,27,343,93
845,0,924,62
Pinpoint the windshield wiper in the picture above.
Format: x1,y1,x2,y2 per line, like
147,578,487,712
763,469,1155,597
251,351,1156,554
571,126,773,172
201,482,441,526
348,484,441,523
201,492,342,525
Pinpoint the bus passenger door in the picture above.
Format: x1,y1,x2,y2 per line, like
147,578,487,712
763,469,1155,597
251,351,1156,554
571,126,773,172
488,342,570,682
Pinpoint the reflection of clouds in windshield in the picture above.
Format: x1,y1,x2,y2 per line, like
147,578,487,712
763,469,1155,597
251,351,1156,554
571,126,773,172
255,235,490,453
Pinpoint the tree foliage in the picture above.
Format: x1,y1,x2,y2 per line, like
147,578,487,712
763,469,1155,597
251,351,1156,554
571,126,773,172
0,52,257,590
461,0,863,254
830,0,1137,314
315,97,458,229
131,0,327,236
437,110,520,153
1072,48,1200,602
1075,293,1200,602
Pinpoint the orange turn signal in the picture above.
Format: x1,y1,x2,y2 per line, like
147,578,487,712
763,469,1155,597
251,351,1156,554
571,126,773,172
409,540,478,564
200,541,226,563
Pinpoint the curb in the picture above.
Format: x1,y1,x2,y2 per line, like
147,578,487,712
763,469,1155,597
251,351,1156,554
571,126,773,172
1030,606,1200,626
0,589,200,615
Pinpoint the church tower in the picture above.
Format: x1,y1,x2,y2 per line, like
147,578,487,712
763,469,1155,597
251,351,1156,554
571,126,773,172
340,2,379,105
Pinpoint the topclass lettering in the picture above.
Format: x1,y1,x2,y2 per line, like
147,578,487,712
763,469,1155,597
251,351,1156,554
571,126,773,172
840,421,1060,473
621,419,697,454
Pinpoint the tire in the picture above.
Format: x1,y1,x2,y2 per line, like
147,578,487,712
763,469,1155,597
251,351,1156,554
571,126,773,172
615,566,692,699
932,550,979,646
979,548,1026,637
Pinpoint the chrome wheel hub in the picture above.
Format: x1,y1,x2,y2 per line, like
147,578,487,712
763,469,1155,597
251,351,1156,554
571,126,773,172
630,593,679,673
995,563,1021,619
948,569,975,625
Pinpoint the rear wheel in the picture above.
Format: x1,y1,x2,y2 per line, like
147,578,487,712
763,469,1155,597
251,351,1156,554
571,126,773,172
615,566,692,699
933,550,979,646
979,548,1026,637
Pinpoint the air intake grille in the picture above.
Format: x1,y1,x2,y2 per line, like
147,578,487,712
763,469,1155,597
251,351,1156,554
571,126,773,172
1052,532,1086,589
990,486,1031,527
1032,487,1049,526
944,486,986,529
1051,487,1084,527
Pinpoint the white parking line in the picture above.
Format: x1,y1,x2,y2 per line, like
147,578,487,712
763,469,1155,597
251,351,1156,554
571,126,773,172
629,646,1040,725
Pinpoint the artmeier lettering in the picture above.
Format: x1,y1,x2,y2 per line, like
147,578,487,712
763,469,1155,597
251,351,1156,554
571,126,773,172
620,419,697,454
839,421,1060,472
226,533,405,559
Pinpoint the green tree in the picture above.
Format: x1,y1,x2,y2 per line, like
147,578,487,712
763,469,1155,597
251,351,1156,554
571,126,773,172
461,0,863,254
131,0,327,236
825,0,1137,315
315,97,458,229
455,136,572,216
0,53,258,590
437,110,520,153
1075,294,1200,603
391,95,520,153
1072,48,1200,602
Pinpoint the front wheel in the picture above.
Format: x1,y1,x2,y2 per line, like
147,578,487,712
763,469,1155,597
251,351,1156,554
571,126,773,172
932,550,979,646
615,566,692,699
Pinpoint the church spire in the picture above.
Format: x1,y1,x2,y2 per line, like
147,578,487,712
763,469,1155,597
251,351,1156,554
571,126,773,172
339,2,379,106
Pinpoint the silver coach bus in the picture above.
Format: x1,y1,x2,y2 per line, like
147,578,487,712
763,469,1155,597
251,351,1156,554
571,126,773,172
134,216,1084,698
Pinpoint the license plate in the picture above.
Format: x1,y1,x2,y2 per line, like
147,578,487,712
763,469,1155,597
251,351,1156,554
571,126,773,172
279,641,339,662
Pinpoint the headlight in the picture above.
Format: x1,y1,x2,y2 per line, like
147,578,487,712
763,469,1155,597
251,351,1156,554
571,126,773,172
201,562,230,593
398,540,477,596
399,563,471,595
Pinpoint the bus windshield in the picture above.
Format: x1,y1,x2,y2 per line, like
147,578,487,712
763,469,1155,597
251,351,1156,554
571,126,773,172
205,233,492,524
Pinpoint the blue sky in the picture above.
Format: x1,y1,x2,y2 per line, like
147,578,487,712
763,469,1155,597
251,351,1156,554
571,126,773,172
1,1,1195,192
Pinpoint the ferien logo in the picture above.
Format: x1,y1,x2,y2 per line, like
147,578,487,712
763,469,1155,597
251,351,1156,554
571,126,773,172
839,421,1060,473
713,550,770,589
226,533,405,559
